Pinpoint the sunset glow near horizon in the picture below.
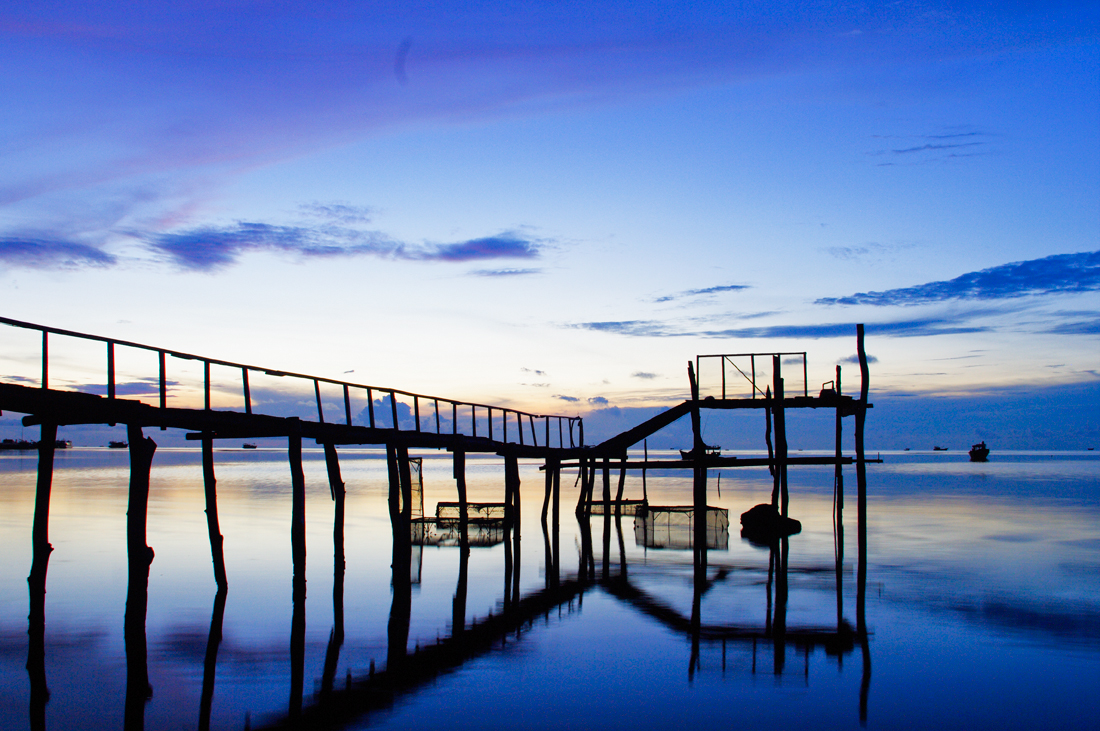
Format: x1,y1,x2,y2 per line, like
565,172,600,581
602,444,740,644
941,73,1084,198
1,2,1097,420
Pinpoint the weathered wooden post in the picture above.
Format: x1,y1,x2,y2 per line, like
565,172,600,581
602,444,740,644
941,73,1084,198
287,419,306,581
453,449,468,545
321,443,345,700
688,362,707,577
601,459,611,580
125,424,156,731
28,421,57,731
834,365,845,628
855,324,869,637
287,420,306,720
505,454,521,529
772,356,789,517
201,435,228,590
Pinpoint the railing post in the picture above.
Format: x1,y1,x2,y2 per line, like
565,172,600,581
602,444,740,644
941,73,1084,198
452,402,457,435
367,388,375,428
390,391,399,431
203,359,210,411
434,399,441,433
108,342,116,400
314,379,324,423
414,396,421,432
41,331,48,389
242,367,251,415
751,354,756,400
343,384,352,426
803,354,808,398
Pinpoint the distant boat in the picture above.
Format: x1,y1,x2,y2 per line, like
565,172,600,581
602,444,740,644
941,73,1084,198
55,440,72,449
0,438,38,450
932,446,948,451
242,443,258,449
969,441,990,462
108,441,128,449
680,444,721,459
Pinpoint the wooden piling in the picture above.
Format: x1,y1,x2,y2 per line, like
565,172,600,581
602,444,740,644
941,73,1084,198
125,424,156,731
27,422,57,731
834,365,845,628
453,450,468,545
288,421,306,582
855,324,869,635
687,362,707,571
505,454,521,528
201,435,228,590
397,446,413,523
772,357,789,517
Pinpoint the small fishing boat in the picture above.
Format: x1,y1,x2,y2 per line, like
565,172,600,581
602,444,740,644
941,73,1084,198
242,443,258,449
108,440,128,449
680,444,721,459
969,441,990,462
932,446,948,451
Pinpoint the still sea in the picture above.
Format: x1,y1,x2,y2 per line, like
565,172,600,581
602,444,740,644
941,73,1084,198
1,448,1098,730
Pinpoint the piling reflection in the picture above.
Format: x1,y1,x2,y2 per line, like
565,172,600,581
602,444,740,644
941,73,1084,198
198,588,227,731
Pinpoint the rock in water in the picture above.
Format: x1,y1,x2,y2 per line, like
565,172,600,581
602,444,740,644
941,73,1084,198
740,503,801,546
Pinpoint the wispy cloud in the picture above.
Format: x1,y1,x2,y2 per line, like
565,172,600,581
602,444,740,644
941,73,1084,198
145,224,542,272
0,237,116,269
588,396,609,406
654,284,749,303
869,130,991,165
553,394,580,402
573,318,987,340
817,251,1100,306
840,354,879,364
632,371,658,379
471,268,542,277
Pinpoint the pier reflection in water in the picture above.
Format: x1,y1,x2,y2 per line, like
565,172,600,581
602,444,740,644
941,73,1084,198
7,450,1099,730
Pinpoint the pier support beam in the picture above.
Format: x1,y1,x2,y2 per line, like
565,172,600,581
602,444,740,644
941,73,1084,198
287,421,306,719
201,435,228,590
321,443,346,701
453,450,468,545
688,362,707,576
27,422,57,731
855,324,869,636
125,424,156,731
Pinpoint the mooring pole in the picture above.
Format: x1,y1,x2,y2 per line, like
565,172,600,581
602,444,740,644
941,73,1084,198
575,458,588,517
855,324,869,636
201,435,228,590
28,422,57,731
551,458,561,586
125,424,156,731
835,365,845,629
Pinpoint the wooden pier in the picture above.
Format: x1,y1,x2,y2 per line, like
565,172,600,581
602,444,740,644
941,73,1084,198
2,315,874,729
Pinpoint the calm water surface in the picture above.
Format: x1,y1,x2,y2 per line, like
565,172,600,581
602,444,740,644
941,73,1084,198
1,448,1098,730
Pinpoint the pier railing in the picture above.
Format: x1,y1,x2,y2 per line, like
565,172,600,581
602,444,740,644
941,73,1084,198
0,316,582,448
695,352,809,400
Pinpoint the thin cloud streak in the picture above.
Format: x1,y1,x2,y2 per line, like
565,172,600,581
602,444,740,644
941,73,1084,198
817,251,1100,306
0,237,116,269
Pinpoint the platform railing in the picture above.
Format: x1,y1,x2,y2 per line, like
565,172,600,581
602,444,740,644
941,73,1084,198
695,352,808,400
0,316,582,448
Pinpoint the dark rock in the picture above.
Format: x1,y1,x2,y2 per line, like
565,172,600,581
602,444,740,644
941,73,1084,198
739,503,801,546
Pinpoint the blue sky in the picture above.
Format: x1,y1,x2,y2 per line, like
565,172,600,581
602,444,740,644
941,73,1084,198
0,2,1097,437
